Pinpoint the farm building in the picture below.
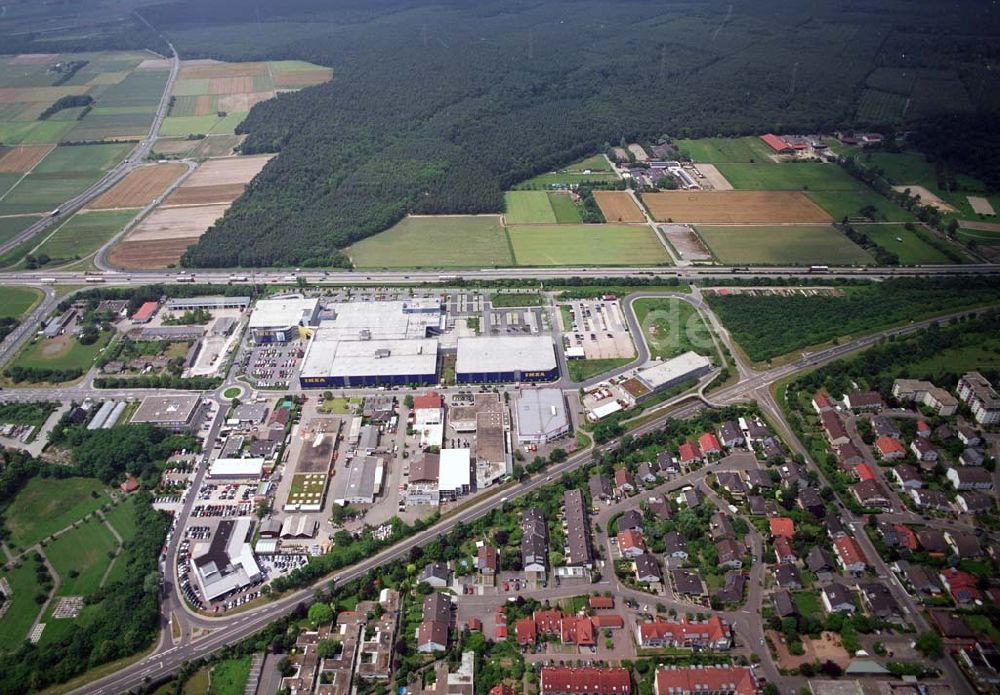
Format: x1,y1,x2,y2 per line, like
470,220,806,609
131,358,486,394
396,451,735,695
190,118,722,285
456,335,558,384
192,518,262,602
248,297,320,343
760,133,794,154
298,335,438,388
516,389,570,444
131,394,204,431
166,296,250,311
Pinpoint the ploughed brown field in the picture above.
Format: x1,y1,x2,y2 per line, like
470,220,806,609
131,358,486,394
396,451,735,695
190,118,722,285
641,190,832,224
593,190,645,223
87,163,187,209
0,144,53,173
110,238,199,269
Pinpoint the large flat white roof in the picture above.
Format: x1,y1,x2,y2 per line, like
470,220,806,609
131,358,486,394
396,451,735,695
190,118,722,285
208,457,265,478
248,297,319,329
317,300,441,341
131,394,201,424
516,389,569,437
455,336,555,374
637,351,711,389
439,448,471,492
300,335,438,378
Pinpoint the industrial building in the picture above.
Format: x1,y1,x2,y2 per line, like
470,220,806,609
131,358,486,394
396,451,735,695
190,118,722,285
192,518,261,602
248,297,320,343
130,395,204,431
131,301,159,324
438,449,472,501
622,351,712,403
516,389,570,444
455,336,558,384
208,457,265,480
342,455,386,504
165,296,250,311
299,336,438,388
316,299,443,340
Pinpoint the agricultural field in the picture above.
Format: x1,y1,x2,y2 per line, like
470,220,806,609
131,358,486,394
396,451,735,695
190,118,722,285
593,190,645,223
956,223,1000,247
505,191,557,224
88,163,187,209
860,224,964,265
45,517,119,596
28,209,136,264
642,191,832,224
31,143,131,175
0,216,40,248
714,162,858,191
806,189,914,223
672,136,776,163
511,154,619,189
349,215,512,268
165,156,270,205
2,476,109,549
152,133,243,160
0,144,53,173
161,59,332,137
696,225,874,265
0,286,42,319
508,224,667,266
547,192,583,223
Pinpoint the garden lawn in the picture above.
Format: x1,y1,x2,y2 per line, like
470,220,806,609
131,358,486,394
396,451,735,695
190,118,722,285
349,215,512,268
45,518,119,596
0,560,44,650
2,477,109,548
103,497,139,543
697,225,874,265
508,224,668,265
10,329,112,373
209,656,252,695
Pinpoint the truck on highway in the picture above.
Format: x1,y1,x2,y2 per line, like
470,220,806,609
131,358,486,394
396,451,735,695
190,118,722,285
176,273,196,283
40,277,56,284
229,275,249,283
85,277,106,283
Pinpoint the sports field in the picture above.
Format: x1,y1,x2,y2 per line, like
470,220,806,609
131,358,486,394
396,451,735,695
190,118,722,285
0,286,42,319
508,224,667,265
714,162,859,190
30,209,136,263
9,329,112,376
861,223,962,265
46,517,119,596
349,215,512,267
505,191,556,224
673,137,776,163
696,225,874,265
2,477,109,548
643,191,832,224
593,191,645,222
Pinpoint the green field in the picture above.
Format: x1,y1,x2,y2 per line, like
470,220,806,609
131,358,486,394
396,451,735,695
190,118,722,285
673,137,775,163
905,338,1000,378
567,357,632,383
0,286,42,319
715,162,859,190
103,498,139,543
806,189,914,223
508,224,668,266
633,298,717,362
512,155,618,189
46,518,119,596
349,215,512,267
565,155,612,172
0,172,103,215
159,113,248,137
505,191,556,224
97,70,169,108
956,225,1000,246
31,210,136,263
697,225,874,265
10,329,113,375
547,192,583,223
861,224,962,265
0,560,43,650
2,477,109,549
208,656,253,695
0,121,75,145
0,173,22,198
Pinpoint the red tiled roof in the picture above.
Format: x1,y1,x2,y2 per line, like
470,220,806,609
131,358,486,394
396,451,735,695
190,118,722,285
533,609,563,634
761,133,791,152
131,301,158,321
413,392,443,411
490,685,517,695
940,568,981,603
589,596,614,610
834,536,867,566
916,419,930,432
678,440,702,463
541,667,631,695
699,433,721,453
477,544,498,572
894,525,918,551
654,665,756,695
855,463,876,482
516,617,536,645
614,468,633,486
769,517,795,538
875,437,905,456
638,616,731,646
618,529,646,551
593,614,624,629
468,617,483,631
561,616,596,646
774,536,795,561
813,392,832,409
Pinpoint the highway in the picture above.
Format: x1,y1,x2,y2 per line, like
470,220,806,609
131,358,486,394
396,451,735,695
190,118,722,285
62,296,989,695
0,34,180,259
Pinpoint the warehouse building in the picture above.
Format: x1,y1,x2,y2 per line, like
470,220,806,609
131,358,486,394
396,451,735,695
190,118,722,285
455,336,558,384
439,449,472,501
299,336,438,388
193,518,261,602
342,455,386,504
166,296,250,311
516,389,570,444
317,299,443,340
131,395,204,431
208,457,265,480
620,351,712,404
248,297,320,343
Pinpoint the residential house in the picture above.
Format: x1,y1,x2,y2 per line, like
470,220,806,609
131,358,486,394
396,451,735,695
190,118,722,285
778,462,808,489
476,545,499,582
812,392,834,413
614,469,635,494
618,530,646,558
769,517,795,538
656,451,679,475
678,441,703,467
911,438,938,462
663,531,689,560
845,390,884,411
709,513,736,541
958,426,981,447
825,517,847,539
957,372,1000,425
618,510,644,533
699,433,722,457
671,569,706,597
589,474,614,502
652,666,757,695
891,464,921,489
915,529,949,557
834,536,868,574
717,539,745,569
947,466,993,490
872,415,900,439
772,563,802,590
945,530,982,558
838,443,865,468
940,568,982,604
852,479,892,510
714,571,745,605
636,616,732,650
898,561,942,596
678,488,703,508
748,496,768,516
540,667,631,695
875,437,907,461
635,553,663,583
807,547,836,574
716,471,748,498
522,508,548,578
820,411,850,447
773,590,797,618
960,448,985,467
859,582,901,621
773,537,796,564
563,489,593,568
421,562,450,588
916,420,931,438
637,462,658,486
821,583,857,613
908,488,952,512
798,488,826,517
719,421,744,449
647,496,673,520
957,490,995,514
743,469,774,491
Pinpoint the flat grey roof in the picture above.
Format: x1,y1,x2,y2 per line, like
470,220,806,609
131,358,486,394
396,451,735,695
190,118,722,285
131,395,201,424
455,336,555,374
343,455,383,502
300,335,438,378
516,388,568,437
638,351,711,389
248,297,319,329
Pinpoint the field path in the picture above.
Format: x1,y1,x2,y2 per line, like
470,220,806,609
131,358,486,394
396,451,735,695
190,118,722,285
26,548,59,641
96,509,124,588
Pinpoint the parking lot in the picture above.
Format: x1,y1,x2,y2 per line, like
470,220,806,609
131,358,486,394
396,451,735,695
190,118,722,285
562,300,634,359
239,340,305,389
487,306,546,335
